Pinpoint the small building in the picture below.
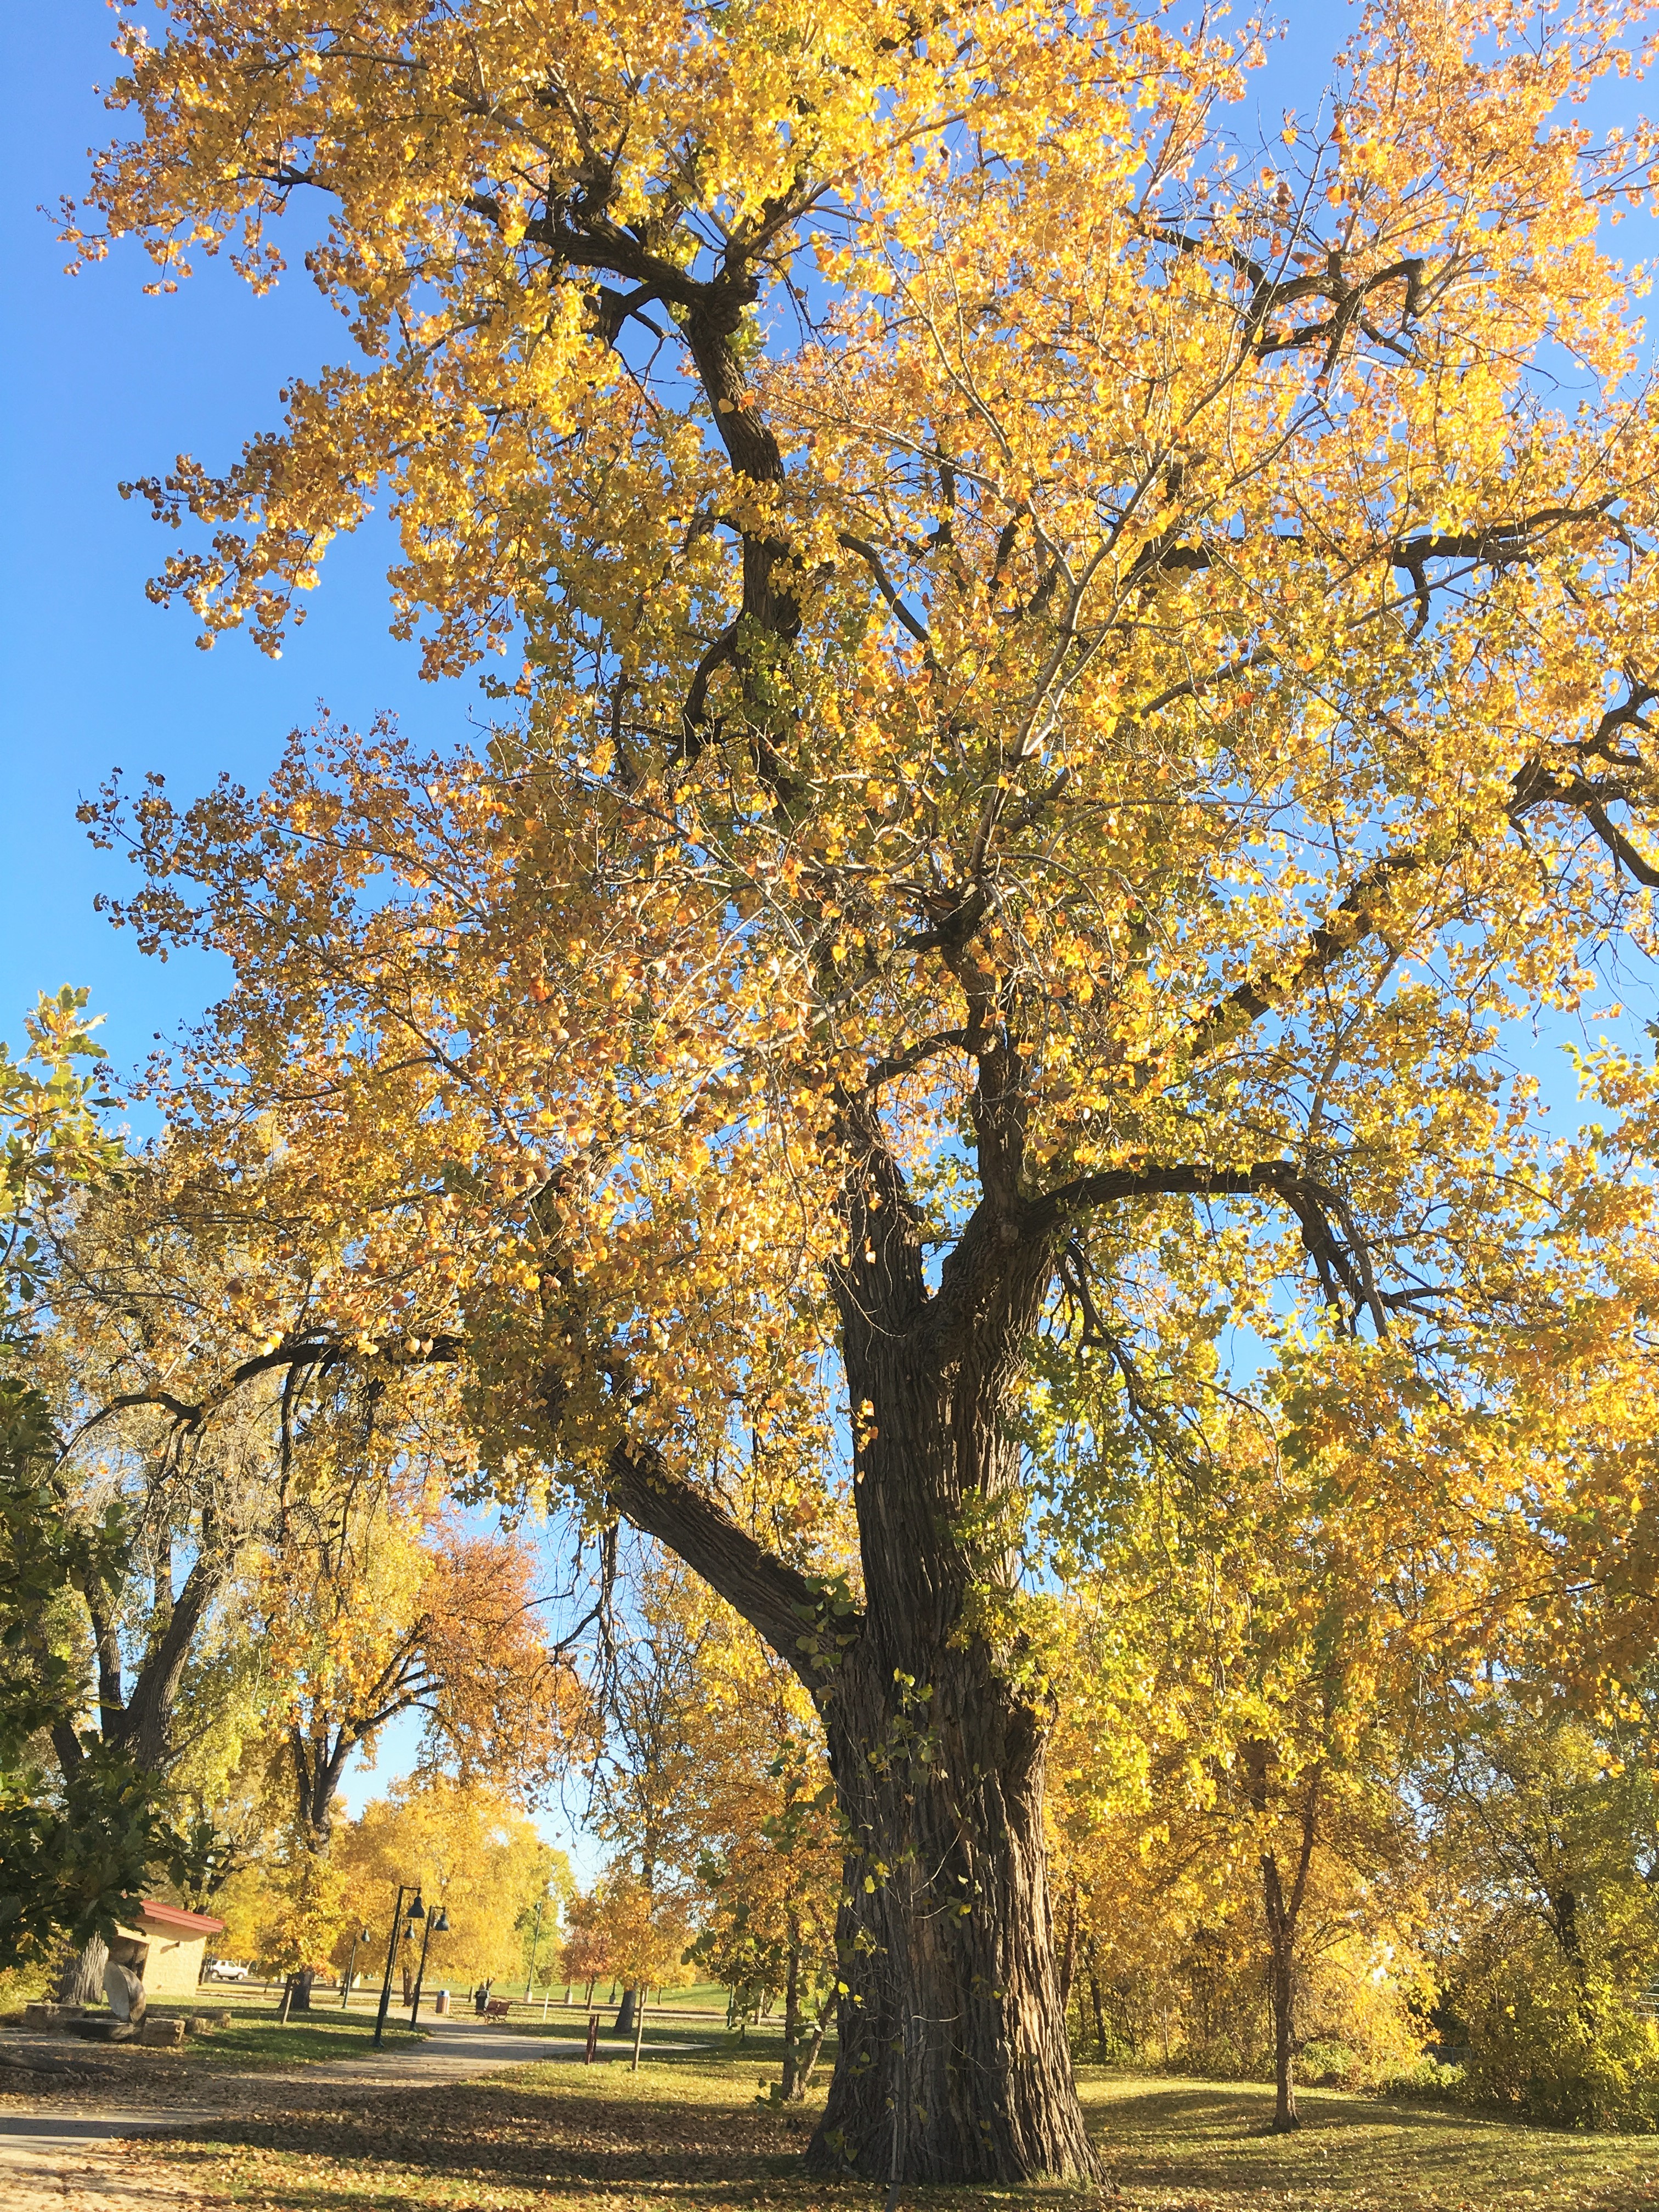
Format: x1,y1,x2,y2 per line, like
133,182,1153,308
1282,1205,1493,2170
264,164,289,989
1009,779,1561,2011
115,1900,227,1998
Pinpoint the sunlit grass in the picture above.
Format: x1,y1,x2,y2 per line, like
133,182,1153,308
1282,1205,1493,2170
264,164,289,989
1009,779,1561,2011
181,2008,428,2069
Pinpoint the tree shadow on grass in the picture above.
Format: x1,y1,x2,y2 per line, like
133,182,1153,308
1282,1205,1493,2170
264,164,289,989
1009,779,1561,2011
135,2076,832,2198
1081,2075,1659,2208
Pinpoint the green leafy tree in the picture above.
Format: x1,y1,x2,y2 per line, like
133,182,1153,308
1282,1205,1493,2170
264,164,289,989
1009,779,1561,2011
1428,1700,1659,2129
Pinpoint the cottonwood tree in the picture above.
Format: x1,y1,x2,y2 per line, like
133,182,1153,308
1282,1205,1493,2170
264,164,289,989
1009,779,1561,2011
1033,1171,1659,2128
693,1723,842,2100
246,1366,586,2006
31,1169,583,1999
70,0,1659,2177
1042,1396,1435,2130
0,1026,217,1987
32,1161,348,1811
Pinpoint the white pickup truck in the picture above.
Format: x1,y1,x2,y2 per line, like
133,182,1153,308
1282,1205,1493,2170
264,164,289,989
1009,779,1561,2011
207,1959,251,1981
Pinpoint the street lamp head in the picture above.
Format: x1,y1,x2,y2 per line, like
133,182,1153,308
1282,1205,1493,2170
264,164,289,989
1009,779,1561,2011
409,1891,426,1920
430,1908,450,1934
360,1928,373,1944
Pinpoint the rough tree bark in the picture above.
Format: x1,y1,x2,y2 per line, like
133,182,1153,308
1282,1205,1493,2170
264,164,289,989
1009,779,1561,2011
810,1151,1093,2181
604,1424,1090,2173
56,1933,109,2007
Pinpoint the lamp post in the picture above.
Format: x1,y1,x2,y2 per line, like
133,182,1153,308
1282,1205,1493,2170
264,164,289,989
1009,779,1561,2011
408,1904,450,2024
340,1926,374,2012
524,1897,544,2001
373,1886,425,2049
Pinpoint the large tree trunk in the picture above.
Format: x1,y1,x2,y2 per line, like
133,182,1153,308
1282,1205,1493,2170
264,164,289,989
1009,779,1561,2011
808,1627,1091,2180
799,1180,1095,2185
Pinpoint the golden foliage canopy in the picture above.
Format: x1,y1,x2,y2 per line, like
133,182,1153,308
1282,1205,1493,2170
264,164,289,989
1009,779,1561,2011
76,0,1659,1536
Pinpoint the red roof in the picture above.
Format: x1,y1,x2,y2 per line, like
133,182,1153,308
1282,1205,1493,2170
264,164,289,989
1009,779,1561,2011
138,1899,225,1938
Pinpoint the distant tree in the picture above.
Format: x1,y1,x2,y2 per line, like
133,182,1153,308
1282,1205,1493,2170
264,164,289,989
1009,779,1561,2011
331,1776,567,1996
1426,1698,1659,2129
263,1454,583,1856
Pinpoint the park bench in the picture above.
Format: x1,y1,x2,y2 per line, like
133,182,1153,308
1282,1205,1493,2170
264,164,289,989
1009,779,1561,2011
484,1999,512,2019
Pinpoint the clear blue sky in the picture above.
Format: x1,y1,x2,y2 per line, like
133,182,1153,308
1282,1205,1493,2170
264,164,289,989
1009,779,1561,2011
1,3,485,1081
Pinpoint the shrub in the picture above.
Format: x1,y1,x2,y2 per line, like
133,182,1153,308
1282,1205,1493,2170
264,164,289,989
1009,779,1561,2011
1454,1954,1659,2131
1379,2054,1466,2102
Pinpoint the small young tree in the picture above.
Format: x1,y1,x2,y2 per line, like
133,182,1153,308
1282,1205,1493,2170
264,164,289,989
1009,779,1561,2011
558,1887,611,2008
587,1866,695,2069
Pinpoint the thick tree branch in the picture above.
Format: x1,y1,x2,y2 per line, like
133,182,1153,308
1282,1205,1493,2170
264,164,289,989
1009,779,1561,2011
72,1333,464,1446
1582,802,1659,887
864,1028,969,1089
1511,752,1659,887
1182,848,1427,1067
838,533,931,644
109,1541,226,1770
1029,1159,1385,1334
830,1093,930,1340
605,1435,851,1690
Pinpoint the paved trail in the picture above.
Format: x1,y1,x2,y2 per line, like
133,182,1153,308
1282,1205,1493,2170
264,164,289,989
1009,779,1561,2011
0,2013,661,2207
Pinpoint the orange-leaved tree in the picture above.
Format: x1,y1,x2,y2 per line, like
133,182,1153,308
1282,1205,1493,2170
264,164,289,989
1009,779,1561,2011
262,1432,583,1852
70,0,1659,2177
558,1884,612,2007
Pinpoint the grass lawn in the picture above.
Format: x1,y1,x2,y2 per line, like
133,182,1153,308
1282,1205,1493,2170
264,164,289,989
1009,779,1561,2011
3,1988,427,2073
125,2032,1659,2210
509,1981,733,2021
173,2006,429,2070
